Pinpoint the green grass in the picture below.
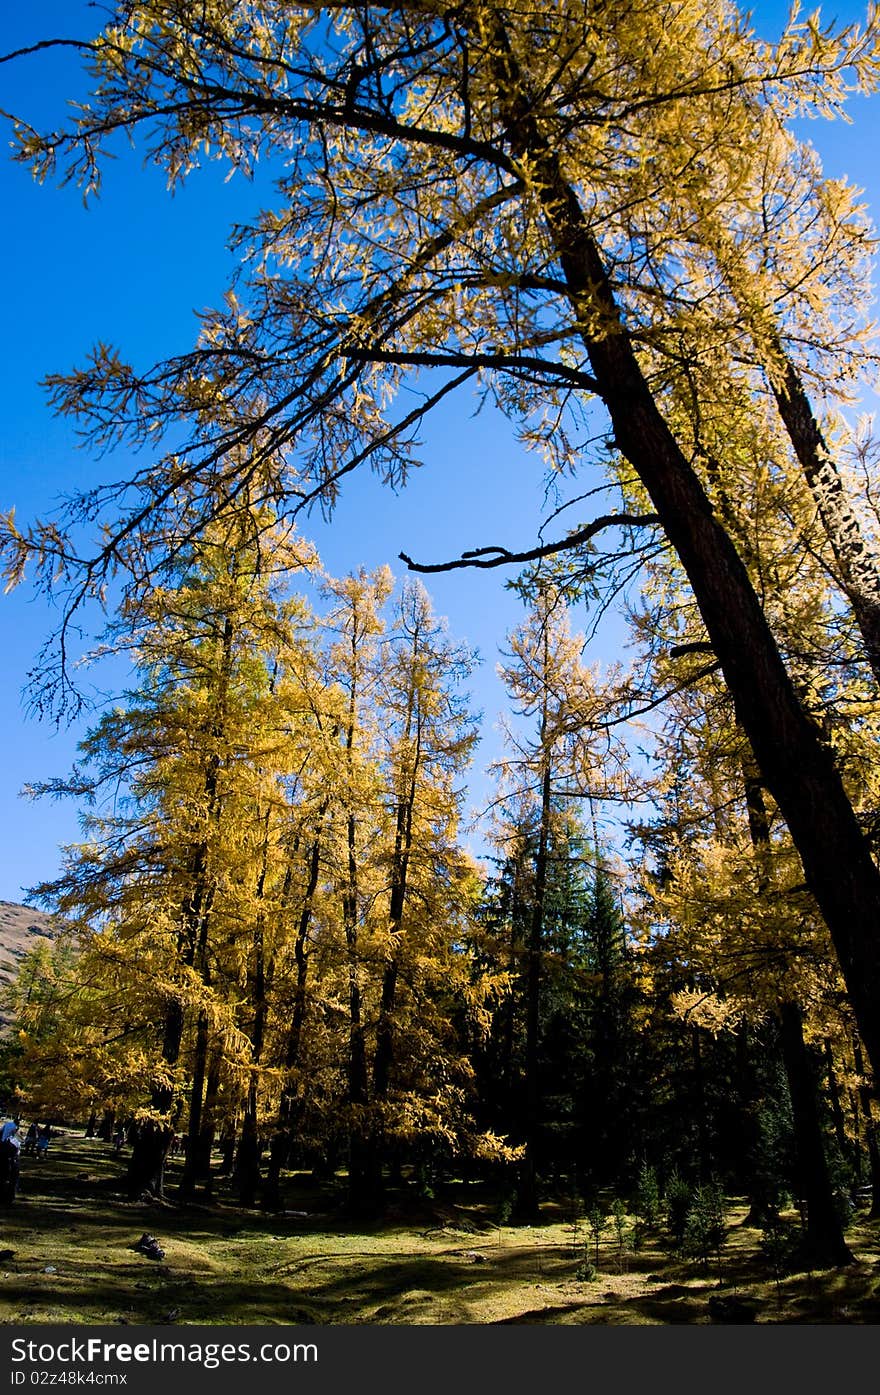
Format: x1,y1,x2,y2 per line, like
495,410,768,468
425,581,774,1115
1,1133,879,1325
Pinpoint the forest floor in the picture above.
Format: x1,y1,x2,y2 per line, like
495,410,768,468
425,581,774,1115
1,1133,879,1325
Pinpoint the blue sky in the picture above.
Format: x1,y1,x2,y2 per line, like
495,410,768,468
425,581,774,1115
1,2,878,902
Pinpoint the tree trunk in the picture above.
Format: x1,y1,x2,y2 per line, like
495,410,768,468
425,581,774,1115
344,802,378,1216
736,755,851,1261
516,759,551,1221
238,865,271,1206
736,1024,776,1227
180,1009,210,1200
372,790,413,1102
262,1124,292,1212
234,1113,263,1207
698,214,880,685
341,643,379,1217
218,1125,237,1176
195,1052,222,1197
126,1120,173,1202
692,1027,711,1185
853,1035,880,1219
484,16,880,1085
127,991,186,1200
262,837,322,1210
175,848,218,1199
569,219,880,1086
373,628,422,1103
778,1001,854,1268
772,356,880,684
823,1038,851,1167
136,617,230,1202
500,897,521,1132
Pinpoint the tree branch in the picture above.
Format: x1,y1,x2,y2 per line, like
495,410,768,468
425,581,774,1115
345,346,599,391
399,512,660,573
0,38,96,65
668,640,715,658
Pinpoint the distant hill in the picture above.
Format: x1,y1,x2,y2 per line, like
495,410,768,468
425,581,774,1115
0,901,61,1032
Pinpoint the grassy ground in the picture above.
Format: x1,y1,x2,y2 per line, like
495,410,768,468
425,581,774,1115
1,1133,879,1325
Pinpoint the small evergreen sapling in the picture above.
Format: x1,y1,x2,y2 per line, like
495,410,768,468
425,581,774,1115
632,1163,661,1247
682,1183,727,1274
665,1170,694,1250
587,1203,605,1269
612,1197,633,1272
566,1192,598,1281
758,1215,801,1307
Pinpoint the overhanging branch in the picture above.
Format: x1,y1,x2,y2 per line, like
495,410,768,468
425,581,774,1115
346,346,599,392
399,511,660,573
0,38,96,65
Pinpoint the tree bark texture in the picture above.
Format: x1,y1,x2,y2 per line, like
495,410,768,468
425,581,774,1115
772,358,880,685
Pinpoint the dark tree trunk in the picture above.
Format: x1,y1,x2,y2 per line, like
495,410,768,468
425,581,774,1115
849,1086,864,1188
692,1028,711,1185
823,1039,851,1166
179,1009,210,1200
853,1036,880,1219
195,1052,222,1197
373,644,421,1104
236,800,279,1208
516,758,551,1222
127,1121,173,1201
344,815,378,1217
372,960,399,1101
485,17,880,1085
176,864,218,1200
237,907,269,1205
571,225,880,1086
262,834,323,1211
500,865,523,1127
127,997,186,1201
141,694,223,1204
171,616,231,1197
342,653,379,1218
218,1125,236,1176
367,764,414,1201
734,1025,763,1219
778,1001,854,1268
234,1114,263,1207
736,756,851,1260
262,1125,291,1212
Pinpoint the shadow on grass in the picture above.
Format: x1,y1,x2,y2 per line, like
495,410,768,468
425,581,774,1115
3,1136,880,1325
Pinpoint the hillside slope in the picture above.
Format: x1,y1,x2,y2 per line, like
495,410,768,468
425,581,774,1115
0,901,60,1030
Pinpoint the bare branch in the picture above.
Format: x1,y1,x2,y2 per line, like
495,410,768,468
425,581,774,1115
0,38,96,65
399,512,660,573
345,346,599,392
